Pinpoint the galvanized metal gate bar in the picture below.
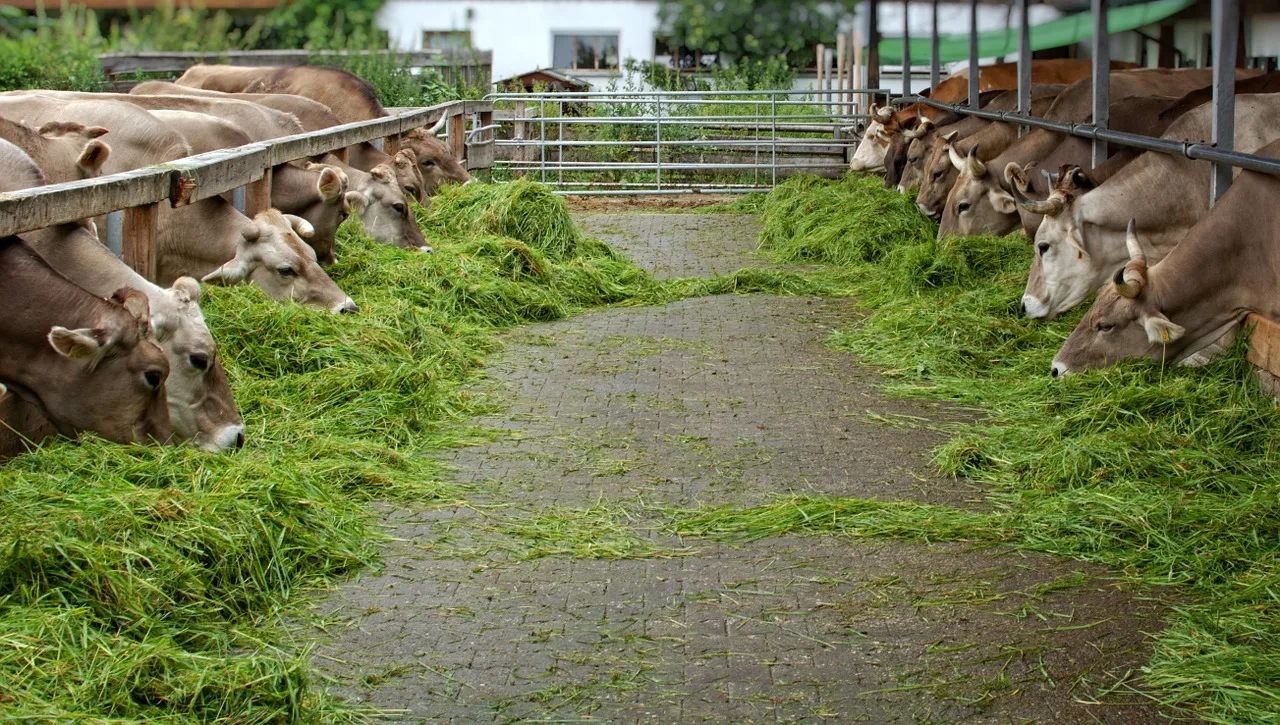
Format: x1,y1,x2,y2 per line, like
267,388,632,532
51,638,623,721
1091,0,1110,166
968,0,979,108
1211,0,1238,203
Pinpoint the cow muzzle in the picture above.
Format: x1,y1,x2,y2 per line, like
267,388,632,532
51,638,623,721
333,298,360,314
1049,361,1069,378
1021,295,1050,320
203,424,246,452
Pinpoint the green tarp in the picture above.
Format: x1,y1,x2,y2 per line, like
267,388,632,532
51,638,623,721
875,0,1194,65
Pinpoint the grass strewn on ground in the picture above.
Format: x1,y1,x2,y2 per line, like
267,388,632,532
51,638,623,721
0,182,671,722
676,173,1279,724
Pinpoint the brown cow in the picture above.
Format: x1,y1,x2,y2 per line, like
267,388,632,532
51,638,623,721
850,59,1127,172
1051,141,1280,376
0,116,109,183
0,237,171,451
173,65,472,193
936,68,1233,238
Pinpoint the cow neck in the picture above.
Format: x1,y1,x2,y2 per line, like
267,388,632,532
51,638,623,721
27,224,161,301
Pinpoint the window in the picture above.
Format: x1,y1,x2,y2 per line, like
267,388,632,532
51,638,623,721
423,30,472,50
553,33,619,70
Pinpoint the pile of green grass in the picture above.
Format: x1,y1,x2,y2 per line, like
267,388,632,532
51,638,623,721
0,182,661,721
695,174,1280,723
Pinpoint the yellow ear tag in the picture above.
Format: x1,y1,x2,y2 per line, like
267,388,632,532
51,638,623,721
1160,328,1171,343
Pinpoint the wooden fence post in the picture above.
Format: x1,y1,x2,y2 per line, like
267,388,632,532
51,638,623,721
123,202,159,281
383,135,400,155
449,112,466,162
245,167,273,218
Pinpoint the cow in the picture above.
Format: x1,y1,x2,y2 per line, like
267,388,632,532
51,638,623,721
849,59,1123,172
0,116,110,183
173,65,472,193
0,136,243,452
914,90,1064,217
129,80,422,194
314,156,433,253
1049,143,1280,376
1018,93,1280,321
935,68,1230,238
0,237,171,451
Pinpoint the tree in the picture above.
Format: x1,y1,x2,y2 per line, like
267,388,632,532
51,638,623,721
658,0,857,67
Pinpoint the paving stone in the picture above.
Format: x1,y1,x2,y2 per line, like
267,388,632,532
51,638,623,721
310,213,1189,723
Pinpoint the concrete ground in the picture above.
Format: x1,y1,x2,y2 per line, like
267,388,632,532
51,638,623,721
311,213,1184,723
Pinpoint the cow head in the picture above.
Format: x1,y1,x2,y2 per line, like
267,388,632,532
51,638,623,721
896,121,935,193
31,121,111,182
915,132,961,219
1051,221,1188,376
41,288,172,444
938,144,1019,239
348,161,431,253
400,126,472,195
149,276,244,452
849,105,895,172
282,163,355,266
1018,165,1107,319
202,210,358,314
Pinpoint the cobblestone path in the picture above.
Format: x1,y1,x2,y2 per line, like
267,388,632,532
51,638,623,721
312,213,1183,723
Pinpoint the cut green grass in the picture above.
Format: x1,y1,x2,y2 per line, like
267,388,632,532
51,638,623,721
707,173,1280,724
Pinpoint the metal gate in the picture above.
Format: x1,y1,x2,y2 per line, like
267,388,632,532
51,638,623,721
484,89,886,195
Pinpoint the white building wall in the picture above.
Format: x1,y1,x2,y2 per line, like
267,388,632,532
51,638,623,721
377,0,660,82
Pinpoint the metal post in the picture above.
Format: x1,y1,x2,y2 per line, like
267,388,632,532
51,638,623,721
770,94,778,187
930,0,940,90
1211,0,1237,204
867,0,880,95
1017,0,1031,136
105,210,123,257
558,100,564,187
1092,0,1110,166
655,97,663,190
232,185,246,213
902,0,911,96
968,0,979,108
539,99,546,183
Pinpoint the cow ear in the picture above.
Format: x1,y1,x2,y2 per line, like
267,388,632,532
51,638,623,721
48,326,104,360
989,189,1017,215
78,140,110,176
241,225,262,244
344,190,368,215
394,150,415,169
1142,311,1185,346
202,259,249,286
170,276,202,303
111,288,151,325
317,167,346,203
371,165,395,184
284,214,314,239
84,126,110,139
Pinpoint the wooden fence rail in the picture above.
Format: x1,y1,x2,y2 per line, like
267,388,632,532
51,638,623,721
98,49,494,91
0,99,494,279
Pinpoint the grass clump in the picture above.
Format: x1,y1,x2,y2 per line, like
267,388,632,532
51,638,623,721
714,176,1280,723
0,181,660,721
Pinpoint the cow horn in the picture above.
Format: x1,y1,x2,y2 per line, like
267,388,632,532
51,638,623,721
1042,169,1058,187
1007,162,1064,216
876,106,894,121
965,145,986,178
425,116,448,137
948,143,966,171
1114,219,1149,299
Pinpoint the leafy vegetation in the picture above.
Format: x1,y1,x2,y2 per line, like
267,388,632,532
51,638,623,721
675,173,1280,724
658,0,859,66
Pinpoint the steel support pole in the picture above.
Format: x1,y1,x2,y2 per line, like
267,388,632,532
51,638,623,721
930,0,940,89
902,1,911,96
1017,0,1031,117
867,0,880,97
1211,0,1238,204
1091,0,1109,167
968,0,979,108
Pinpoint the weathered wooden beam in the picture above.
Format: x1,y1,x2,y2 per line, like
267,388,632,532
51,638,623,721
166,145,271,204
1247,314,1280,398
0,167,173,237
122,203,159,281
98,49,493,77
449,113,467,162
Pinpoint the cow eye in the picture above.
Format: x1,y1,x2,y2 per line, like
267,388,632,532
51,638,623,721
422,159,436,168
406,186,419,197
957,201,971,213
144,370,164,389
189,352,209,371
392,202,407,215
932,170,943,180
277,266,297,278
1096,322,1115,333
1037,242,1050,255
